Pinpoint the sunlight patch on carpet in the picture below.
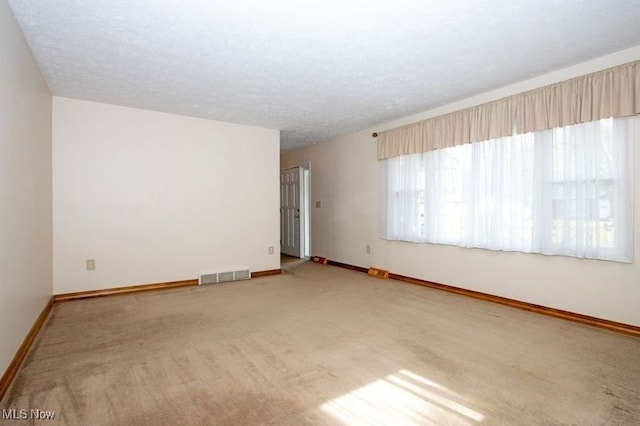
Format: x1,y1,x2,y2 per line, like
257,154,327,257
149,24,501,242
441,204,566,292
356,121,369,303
320,369,484,425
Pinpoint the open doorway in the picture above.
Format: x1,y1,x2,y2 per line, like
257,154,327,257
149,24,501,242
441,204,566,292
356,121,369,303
280,163,310,260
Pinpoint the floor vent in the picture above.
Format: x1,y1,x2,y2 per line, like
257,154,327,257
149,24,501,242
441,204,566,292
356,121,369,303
199,268,251,285
312,256,328,265
199,272,219,285
368,267,389,279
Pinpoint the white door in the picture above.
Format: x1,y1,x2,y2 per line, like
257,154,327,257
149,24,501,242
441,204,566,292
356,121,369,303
280,167,302,257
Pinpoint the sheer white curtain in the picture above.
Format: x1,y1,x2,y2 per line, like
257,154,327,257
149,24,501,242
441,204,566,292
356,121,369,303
381,117,635,262
534,117,634,260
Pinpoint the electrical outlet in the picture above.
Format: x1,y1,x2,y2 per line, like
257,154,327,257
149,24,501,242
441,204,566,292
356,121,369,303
86,259,95,271
366,245,371,254
268,246,274,255
315,200,322,208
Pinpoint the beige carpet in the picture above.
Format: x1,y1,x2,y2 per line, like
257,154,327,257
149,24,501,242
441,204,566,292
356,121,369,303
2,262,640,425
281,254,307,267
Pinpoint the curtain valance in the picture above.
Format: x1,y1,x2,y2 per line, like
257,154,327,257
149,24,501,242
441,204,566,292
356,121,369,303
377,60,639,160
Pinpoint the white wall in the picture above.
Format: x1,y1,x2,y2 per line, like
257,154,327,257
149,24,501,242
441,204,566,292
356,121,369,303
53,97,280,294
282,46,640,327
0,0,52,376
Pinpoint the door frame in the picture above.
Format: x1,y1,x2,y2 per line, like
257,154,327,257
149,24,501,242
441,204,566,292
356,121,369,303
280,163,311,259
301,163,311,259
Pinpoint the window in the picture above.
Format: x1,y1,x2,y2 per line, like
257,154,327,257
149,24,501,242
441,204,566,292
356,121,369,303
381,117,634,262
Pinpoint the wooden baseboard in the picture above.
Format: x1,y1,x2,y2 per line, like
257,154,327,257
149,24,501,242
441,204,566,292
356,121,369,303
251,268,282,278
327,260,368,273
326,259,640,338
0,296,54,402
54,279,198,302
54,269,282,302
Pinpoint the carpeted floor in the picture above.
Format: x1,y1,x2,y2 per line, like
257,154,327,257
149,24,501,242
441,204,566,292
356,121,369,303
281,254,307,267
2,262,640,425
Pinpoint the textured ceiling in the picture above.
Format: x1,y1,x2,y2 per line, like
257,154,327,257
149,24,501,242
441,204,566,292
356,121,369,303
8,0,640,150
